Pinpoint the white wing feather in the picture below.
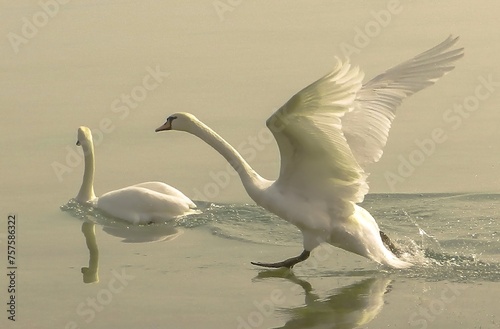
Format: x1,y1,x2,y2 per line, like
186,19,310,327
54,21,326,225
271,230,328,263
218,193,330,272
97,183,197,224
266,60,367,208
343,35,464,166
133,182,196,208
265,36,463,210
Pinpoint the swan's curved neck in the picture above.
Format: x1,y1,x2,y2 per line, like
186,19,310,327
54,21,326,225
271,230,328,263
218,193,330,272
186,119,269,200
76,142,96,203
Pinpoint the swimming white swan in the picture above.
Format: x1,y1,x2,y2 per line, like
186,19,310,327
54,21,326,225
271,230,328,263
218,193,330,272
156,36,463,268
75,126,197,224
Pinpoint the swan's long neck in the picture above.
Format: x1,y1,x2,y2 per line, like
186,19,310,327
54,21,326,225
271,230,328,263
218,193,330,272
76,141,97,203
186,119,269,200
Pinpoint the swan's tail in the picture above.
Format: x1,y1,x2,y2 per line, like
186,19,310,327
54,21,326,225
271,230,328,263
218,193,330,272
379,231,412,268
353,205,413,269
378,251,413,269
372,231,413,269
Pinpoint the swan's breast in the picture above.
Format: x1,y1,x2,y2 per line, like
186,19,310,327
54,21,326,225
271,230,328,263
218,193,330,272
258,184,334,232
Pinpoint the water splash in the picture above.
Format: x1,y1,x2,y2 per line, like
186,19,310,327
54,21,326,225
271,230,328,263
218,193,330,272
61,194,500,281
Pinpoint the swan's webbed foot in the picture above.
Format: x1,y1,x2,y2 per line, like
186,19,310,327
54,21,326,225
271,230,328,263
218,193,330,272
251,250,310,269
380,231,402,257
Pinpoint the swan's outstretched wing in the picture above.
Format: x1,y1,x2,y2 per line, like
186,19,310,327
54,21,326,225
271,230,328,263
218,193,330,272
266,60,367,207
342,35,464,167
266,36,462,208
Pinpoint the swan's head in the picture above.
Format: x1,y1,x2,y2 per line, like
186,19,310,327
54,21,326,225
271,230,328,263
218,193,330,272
76,126,93,147
155,112,198,133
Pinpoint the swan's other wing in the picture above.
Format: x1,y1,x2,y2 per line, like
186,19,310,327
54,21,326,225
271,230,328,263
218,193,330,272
266,60,367,207
343,35,464,167
132,182,196,208
97,186,197,224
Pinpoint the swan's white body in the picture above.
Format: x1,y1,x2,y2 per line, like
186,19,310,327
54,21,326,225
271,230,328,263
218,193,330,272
156,36,463,268
75,127,197,225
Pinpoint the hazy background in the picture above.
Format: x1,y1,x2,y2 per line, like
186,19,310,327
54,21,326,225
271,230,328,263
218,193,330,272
2,0,500,203
1,2,500,328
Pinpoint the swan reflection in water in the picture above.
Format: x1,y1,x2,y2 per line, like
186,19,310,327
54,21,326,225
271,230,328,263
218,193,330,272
78,219,183,284
65,197,184,284
255,270,391,329
63,198,184,243
81,221,99,283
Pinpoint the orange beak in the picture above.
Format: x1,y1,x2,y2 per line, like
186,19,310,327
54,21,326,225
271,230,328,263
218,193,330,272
155,121,171,132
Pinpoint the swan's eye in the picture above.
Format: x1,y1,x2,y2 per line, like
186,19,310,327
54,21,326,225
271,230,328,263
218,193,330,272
167,116,177,123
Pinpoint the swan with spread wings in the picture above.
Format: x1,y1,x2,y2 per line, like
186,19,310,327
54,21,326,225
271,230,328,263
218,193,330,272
156,36,463,268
